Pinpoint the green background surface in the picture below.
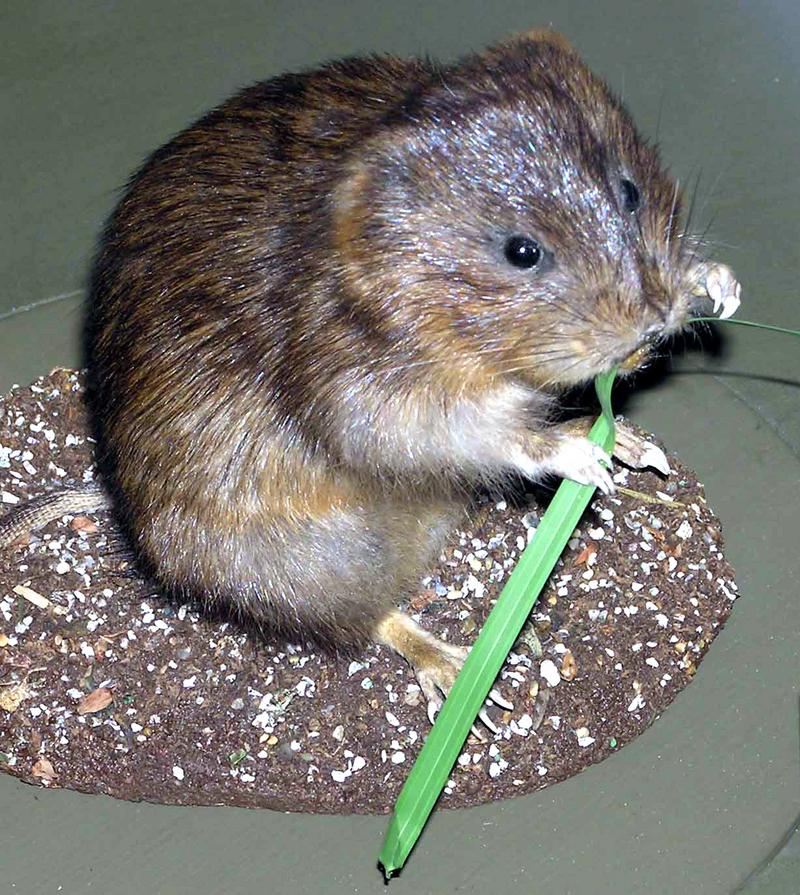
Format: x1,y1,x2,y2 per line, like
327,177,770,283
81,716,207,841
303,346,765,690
2,2,798,893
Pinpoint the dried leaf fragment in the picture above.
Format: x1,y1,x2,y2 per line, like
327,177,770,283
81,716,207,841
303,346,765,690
71,515,99,535
77,686,114,715
560,649,578,680
0,681,33,712
574,545,596,566
32,757,57,784
410,589,437,612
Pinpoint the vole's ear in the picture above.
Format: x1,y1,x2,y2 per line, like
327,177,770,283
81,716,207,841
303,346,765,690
332,135,420,240
331,148,416,267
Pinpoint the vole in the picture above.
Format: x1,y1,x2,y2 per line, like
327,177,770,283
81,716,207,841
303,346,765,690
2,30,740,726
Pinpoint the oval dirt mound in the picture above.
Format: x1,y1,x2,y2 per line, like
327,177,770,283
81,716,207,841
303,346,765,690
0,369,738,813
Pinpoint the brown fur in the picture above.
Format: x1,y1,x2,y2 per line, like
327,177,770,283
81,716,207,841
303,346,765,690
84,31,724,692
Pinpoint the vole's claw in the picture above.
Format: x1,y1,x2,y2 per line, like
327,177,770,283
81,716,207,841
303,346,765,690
423,675,512,737
477,707,499,736
612,421,671,475
488,687,513,711
706,264,741,318
692,262,742,319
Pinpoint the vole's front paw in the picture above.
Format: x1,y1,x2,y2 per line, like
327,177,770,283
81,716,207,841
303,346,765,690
545,435,614,494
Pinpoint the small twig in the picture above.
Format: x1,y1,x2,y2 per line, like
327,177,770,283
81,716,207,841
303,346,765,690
616,486,686,507
0,666,47,685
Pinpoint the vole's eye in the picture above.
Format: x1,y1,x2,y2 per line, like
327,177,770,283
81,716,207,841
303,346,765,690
504,235,542,269
620,179,641,213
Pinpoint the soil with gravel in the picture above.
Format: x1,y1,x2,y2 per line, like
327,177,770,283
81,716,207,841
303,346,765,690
0,369,739,814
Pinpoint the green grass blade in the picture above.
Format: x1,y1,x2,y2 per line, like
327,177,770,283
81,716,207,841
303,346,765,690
379,370,617,880
689,317,800,337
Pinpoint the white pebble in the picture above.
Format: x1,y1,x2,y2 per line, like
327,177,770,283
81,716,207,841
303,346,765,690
540,659,561,687
628,694,646,712
465,574,485,599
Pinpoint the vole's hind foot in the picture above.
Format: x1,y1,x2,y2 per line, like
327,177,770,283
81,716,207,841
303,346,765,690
375,609,512,738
